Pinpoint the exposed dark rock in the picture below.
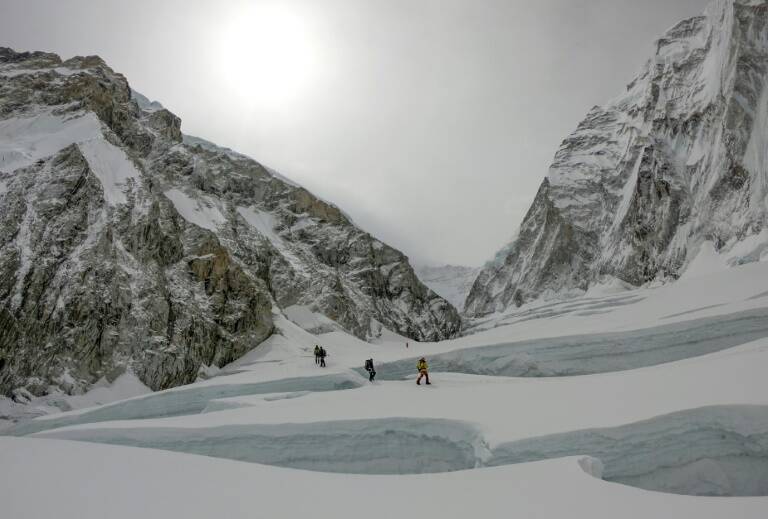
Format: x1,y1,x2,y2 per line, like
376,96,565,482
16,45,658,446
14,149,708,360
0,46,460,396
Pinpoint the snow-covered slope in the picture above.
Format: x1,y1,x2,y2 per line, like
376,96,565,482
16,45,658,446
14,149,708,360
0,48,460,398
416,265,479,311
466,0,768,316
4,437,767,519
2,260,768,516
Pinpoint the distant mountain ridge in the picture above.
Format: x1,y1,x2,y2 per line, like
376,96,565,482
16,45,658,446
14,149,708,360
416,265,479,312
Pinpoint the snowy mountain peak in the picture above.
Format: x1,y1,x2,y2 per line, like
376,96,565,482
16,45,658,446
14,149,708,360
465,0,768,316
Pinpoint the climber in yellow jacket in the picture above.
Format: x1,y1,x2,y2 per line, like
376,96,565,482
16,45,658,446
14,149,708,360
416,357,430,385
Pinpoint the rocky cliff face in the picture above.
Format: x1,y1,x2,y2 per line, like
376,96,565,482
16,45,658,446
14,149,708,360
0,48,460,396
466,0,768,316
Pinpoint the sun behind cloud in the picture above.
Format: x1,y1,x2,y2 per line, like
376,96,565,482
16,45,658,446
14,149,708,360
214,3,321,111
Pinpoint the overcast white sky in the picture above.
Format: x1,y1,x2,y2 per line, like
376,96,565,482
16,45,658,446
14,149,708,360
1,0,710,266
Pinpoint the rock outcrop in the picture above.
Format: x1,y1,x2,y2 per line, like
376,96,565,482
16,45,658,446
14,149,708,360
466,0,768,316
0,48,460,396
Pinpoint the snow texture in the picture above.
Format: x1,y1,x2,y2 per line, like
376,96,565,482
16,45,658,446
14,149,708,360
3,255,768,517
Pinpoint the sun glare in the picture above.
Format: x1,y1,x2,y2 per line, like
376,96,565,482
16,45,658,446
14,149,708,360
216,4,319,110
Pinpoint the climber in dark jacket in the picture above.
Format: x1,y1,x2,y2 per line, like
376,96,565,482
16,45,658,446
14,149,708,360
364,358,376,382
319,346,327,367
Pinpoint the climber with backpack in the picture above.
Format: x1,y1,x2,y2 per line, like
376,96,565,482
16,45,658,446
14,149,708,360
416,357,430,385
314,345,321,365
319,346,327,368
364,358,376,382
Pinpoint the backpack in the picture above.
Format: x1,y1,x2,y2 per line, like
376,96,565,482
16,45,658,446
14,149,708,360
365,359,373,371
